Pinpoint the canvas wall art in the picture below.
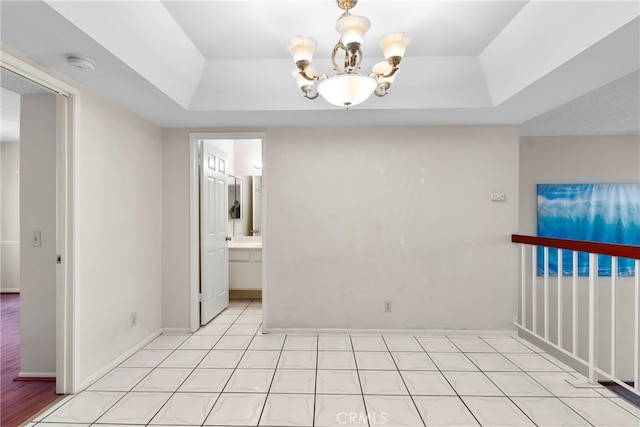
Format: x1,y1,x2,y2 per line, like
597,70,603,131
537,183,640,276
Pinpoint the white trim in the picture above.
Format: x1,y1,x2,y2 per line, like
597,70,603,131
0,288,20,293
0,241,20,246
1,50,78,394
263,328,517,336
260,136,267,333
161,328,192,335
188,132,266,335
76,329,161,392
188,134,199,333
17,372,57,378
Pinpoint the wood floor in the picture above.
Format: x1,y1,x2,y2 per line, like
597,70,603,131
1,293,61,427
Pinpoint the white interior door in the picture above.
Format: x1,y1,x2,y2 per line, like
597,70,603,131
200,141,229,324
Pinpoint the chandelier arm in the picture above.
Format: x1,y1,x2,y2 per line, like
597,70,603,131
330,40,343,73
304,91,320,100
373,86,387,97
353,44,363,72
376,64,400,79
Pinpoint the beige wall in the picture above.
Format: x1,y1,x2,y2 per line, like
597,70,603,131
75,89,163,387
519,136,640,234
1,141,20,291
19,94,57,375
162,126,521,331
161,128,192,329
265,126,520,330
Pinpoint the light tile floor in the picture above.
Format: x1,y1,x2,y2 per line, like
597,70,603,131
30,299,640,427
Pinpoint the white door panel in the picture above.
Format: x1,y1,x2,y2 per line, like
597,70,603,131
200,142,229,324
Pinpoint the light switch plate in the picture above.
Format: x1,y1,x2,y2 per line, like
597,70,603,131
32,231,42,247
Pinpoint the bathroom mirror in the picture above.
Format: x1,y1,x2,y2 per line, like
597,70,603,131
228,176,241,219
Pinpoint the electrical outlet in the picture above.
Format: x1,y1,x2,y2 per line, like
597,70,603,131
130,312,137,327
384,300,392,313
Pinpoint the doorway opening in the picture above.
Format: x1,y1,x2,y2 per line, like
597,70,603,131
188,132,265,333
0,52,77,398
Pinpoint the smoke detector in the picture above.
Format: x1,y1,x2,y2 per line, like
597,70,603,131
66,56,96,72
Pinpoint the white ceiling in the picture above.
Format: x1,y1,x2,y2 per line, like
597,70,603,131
0,0,638,134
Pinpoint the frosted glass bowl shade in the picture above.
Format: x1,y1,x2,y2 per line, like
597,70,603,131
317,74,377,107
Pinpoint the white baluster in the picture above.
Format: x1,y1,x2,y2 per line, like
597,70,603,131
611,256,617,378
558,249,563,348
572,251,578,357
532,246,538,335
544,246,550,340
588,253,598,384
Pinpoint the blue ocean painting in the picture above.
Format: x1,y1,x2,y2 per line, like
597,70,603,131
537,183,640,276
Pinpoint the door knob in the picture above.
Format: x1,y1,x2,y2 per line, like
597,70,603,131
225,237,232,241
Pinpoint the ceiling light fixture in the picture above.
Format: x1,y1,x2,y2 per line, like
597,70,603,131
288,0,409,108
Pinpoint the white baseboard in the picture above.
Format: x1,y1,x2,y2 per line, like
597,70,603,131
262,328,517,336
1,288,20,293
17,371,56,378
161,327,192,335
76,329,162,392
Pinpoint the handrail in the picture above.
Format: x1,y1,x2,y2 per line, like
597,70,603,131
512,234,640,260
512,234,640,398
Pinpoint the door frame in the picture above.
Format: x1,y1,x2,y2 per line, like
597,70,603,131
1,51,78,394
188,132,266,333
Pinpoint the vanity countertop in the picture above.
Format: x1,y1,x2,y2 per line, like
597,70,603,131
228,236,262,249
228,241,262,249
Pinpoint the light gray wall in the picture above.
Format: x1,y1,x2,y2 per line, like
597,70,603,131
19,93,57,375
265,126,520,330
1,141,20,291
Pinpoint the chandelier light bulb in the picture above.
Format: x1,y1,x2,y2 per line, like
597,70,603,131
336,14,371,47
287,36,318,65
380,32,411,61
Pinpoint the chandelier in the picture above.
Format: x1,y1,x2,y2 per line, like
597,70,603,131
287,0,410,108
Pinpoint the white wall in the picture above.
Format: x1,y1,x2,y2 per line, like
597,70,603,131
19,93,57,375
1,141,20,292
265,126,520,330
519,135,640,381
75,89,163,387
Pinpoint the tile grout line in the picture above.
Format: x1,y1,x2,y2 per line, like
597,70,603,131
483,336,606,423
145,299,253,427
476,335,597,427
458,335,571,427
40,332,194,425
381,335,427,427
349,335,371,427
198,299,263,427
255,331,287,426
312,334,319,427
416,335,484,427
